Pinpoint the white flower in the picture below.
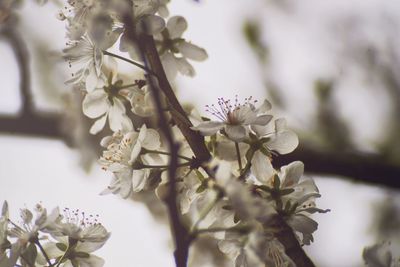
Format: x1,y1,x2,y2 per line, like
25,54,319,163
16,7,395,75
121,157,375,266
248,233,295,267
64,35,104,92
8,204,60,244
250,118,299,184
215,161,275,223
155,16,208,79
130,85,155,117
38,240,105,267
99,125,164,197
119,0,165,59
363,241,400,267
82,58,134,134
274,161,329,245
52,208,110,246
218,231,264,267
193,97,272,141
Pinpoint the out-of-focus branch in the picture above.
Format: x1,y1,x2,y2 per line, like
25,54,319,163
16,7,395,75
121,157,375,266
274,144,400,189
0,114,61,138
1,20,32,114
0,18,64,140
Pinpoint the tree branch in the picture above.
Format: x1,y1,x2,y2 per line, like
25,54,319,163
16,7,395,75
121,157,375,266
122,17,191,267
274,144,400,189
138,35,211,164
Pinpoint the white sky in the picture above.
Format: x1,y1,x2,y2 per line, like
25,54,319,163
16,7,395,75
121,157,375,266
0,0,398,266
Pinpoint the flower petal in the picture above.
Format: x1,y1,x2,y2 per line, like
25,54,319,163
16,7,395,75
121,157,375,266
161,52,179,80
256,99,272,114
89,115,107,135
142,128,161,150
252,114,273,126
267,130,299,154
139,15,165,35
176,57,195,77
177,42,208,61
280,161,304,187
192,121,224,136
251,151,274,183
132,170,146,192
108,98,127,132
225,125,247,141
82,90,108,118
167,16,187,39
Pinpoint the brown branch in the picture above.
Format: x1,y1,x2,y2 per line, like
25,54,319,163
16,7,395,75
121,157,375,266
122,17,191,267
274,144,400,189
138,35,211,164
270,215,315,267
0,114,62,139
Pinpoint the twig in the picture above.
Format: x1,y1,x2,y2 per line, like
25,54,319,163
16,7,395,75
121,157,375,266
102,50,157,76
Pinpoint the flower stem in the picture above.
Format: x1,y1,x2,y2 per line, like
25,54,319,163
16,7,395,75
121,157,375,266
117,83,139,90
144,149,193,161
235,142,243,171
141,161,192,169
194,225,250,236
35,239,53,267
102,50,157,76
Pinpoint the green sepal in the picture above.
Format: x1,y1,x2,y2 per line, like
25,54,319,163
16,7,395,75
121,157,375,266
279,188,295,196
56,242,68,252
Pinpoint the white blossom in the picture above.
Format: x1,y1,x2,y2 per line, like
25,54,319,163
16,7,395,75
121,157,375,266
193,97,272,141
82,59,133,134
99,125,164,197
130,85,155,117
155,16,208,79
64,35,104,92
250,118,299,184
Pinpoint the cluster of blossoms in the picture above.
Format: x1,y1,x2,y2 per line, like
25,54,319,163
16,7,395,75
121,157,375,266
58,0,207,134
0,202,109,267
56,0,331,266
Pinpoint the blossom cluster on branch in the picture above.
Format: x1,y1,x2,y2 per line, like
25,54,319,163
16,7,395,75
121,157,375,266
2,0,396,267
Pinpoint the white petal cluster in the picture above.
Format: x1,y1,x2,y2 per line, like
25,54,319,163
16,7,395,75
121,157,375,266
0,202,109,267
192,97,273,141
155,16,208,79
99,125,164,198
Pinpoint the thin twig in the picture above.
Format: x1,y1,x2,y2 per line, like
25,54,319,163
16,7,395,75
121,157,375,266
102,50,157,76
